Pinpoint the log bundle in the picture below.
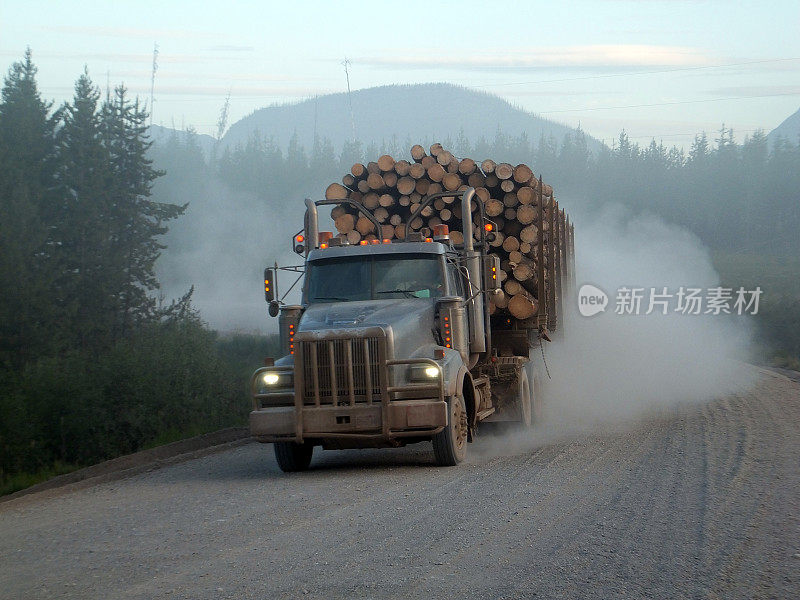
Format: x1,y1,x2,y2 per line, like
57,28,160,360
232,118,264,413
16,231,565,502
324,144,565,322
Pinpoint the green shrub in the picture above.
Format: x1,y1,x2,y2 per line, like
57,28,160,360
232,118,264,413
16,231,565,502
0,322,276,493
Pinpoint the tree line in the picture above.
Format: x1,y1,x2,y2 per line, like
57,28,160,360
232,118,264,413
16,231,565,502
0,51,267,493
216,124,800,258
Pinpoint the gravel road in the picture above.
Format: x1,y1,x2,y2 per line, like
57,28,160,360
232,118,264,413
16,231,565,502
1,367,798,599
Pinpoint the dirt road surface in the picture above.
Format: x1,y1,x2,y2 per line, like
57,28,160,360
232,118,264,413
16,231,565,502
1,368,798,599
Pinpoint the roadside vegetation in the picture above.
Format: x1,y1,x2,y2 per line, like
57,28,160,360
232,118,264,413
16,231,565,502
0,51,276,496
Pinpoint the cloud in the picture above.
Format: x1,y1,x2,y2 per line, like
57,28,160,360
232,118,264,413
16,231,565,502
492,89,621,98
707,85,800,97
0,51,243,65
109,70,327,84
355,45,713,71
204,45,255,52
40,25,216,40
114,84,335,98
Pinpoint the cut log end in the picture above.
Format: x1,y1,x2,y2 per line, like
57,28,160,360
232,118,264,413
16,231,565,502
508,294,538,319
410,145,426,162
325,182,349,200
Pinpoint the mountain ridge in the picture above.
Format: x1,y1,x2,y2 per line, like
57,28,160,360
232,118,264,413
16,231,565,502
219,83,602,154
767,107,800,146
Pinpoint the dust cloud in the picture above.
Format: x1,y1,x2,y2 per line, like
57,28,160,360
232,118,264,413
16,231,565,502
156,178,307,333
476,204,757,456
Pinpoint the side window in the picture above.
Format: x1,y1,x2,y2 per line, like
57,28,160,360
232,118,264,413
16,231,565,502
447,264,464,297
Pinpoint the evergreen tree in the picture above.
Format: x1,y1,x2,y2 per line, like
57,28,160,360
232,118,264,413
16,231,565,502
0,49,59,367
101,85,184,338
339,139,363,173
310,134,337,183
52,70,114,350
454,128,471,157
688,132,710,167
472,136,491,160
533,132,558,176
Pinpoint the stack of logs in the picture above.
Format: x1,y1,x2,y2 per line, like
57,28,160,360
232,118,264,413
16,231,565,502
324,143,561,321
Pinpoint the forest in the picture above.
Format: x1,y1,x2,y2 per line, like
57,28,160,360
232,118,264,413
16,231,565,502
2,49,799,494
0,52,274,495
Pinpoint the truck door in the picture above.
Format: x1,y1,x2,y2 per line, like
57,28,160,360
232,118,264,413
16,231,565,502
446,261,471,343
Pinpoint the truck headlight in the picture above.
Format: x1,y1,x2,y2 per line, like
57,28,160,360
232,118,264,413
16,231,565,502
256,370,293,394
409,364,441,382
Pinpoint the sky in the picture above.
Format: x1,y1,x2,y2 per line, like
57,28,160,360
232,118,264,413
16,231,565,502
2,0,799,149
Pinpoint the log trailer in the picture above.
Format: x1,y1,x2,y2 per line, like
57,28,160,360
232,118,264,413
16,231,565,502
250,185,574,471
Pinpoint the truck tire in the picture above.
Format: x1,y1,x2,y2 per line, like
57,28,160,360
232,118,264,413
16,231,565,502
518,375,532,428
433,394,468,466
274,441,314,472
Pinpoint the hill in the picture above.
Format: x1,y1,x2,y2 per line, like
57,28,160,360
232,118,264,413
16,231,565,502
148,124,217,157
220,83,602,154
767,107,800,146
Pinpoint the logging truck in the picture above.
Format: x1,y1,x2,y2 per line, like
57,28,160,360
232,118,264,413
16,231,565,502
250,148,574,471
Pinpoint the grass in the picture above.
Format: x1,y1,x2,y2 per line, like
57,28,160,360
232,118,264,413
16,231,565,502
0,461,81,497
142,422,241,450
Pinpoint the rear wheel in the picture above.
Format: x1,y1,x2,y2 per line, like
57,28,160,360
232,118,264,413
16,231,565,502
433,394,468,466
274,441,314,472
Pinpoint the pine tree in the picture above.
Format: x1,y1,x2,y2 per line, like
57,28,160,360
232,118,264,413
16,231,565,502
101,85,184,338
0,49,59,367
310,135,337,183
339,139,362,171
454,128,471,157
53,69,112,350
688,132,710,166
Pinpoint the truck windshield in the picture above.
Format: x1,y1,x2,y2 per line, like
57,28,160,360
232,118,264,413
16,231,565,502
306,254,444,303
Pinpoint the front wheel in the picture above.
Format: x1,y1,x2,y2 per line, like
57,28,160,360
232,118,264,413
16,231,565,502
432,394,468,466
274,441,314,472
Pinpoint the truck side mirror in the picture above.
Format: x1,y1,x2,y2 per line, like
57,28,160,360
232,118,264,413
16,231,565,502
483,255,501,292
264,267,276,303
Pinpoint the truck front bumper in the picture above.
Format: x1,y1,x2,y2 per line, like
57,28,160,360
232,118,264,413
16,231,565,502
250,399,448,443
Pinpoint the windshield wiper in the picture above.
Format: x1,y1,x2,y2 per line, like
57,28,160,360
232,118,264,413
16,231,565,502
377,289,417,298
312,296,350,302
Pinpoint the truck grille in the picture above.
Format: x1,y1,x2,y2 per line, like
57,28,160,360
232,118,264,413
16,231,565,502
300,337,382,405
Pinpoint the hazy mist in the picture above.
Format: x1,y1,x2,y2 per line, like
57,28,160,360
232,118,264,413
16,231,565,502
473,205,756,458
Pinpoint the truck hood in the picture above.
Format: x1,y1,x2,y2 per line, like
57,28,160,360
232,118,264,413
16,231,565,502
299,299,437,359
